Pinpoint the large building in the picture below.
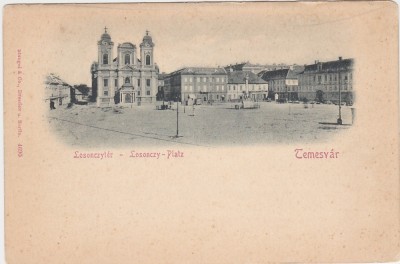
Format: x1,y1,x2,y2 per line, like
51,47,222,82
91,28,159,107
45,73,71,106
226,70,268,101
259,68,302,101
163,67,228,103
297,57,354,103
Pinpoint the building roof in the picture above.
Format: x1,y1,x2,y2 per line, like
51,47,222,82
170,67,227,76
260,69,290,81
45,73,70,86
303,58,354,74
228,71,267,84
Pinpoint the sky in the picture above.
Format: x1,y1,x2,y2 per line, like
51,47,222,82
7,2,375,86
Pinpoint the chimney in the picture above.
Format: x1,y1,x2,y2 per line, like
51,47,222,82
339,56,342,61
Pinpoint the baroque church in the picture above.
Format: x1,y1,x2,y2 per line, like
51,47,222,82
91,27,159,107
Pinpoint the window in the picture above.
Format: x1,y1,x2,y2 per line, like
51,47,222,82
184,85,187,91
103,79,108,87
103,91,108,96
216,78,220,82
125,54,130,65
147,91,150,95
125,77,130,84
138,79,141,87
221,86,224,91
146,55,151,65
240,85,242,91
216,85,219,91
138,91,141,96
190,85,193,91
103,53,108,65
197,77,200,83
146,79,151,87
115,79,118,87
189,77,193,83
203,77,206,82
184,77,187,82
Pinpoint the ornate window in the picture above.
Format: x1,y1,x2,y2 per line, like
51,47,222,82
125,54,130,65
146,55,151,65
103,53,108,65
125,77,130,84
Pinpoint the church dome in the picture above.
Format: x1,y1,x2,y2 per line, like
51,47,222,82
101,33,111,41
100,27,111,42
141,30,154,47
143,34,152,42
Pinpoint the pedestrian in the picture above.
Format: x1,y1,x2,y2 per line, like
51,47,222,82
50,100,56,110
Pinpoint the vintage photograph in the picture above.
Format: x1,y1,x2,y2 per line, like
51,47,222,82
4,2,399,264
44,4,356,147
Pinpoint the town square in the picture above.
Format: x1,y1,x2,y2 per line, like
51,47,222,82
45,24,355,147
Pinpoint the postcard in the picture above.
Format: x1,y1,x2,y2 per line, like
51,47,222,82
3,2,399,263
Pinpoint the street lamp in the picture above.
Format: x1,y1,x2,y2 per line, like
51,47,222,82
337,67,342,125
175,96,179,137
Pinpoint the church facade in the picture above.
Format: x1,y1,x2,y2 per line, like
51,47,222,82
91,28,159,107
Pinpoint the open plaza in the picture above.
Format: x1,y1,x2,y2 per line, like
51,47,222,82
47,101,353,147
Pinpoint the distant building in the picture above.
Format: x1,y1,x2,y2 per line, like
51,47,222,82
45,73,71,105
226,71,268,101
297,57,354,103
157,73,166,101
225,62,290,75
90,28,159,107
163,67,228,103
259,68,302,101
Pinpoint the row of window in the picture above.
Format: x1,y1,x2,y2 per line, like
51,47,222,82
183,85,225,92
102,53,151,66
183,77,227,83
103,90,151,96
300,73,352,85
103,78,152,87
271,85,352,92
228,84,267,91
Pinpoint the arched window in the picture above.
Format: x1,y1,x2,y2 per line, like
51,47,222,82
125,77,130,84
146,55,151,65
124,54,130,65
103,53,108,65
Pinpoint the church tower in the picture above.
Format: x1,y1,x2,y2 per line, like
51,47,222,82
96,27,115,107
98,27,114,66
140,30,154,67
